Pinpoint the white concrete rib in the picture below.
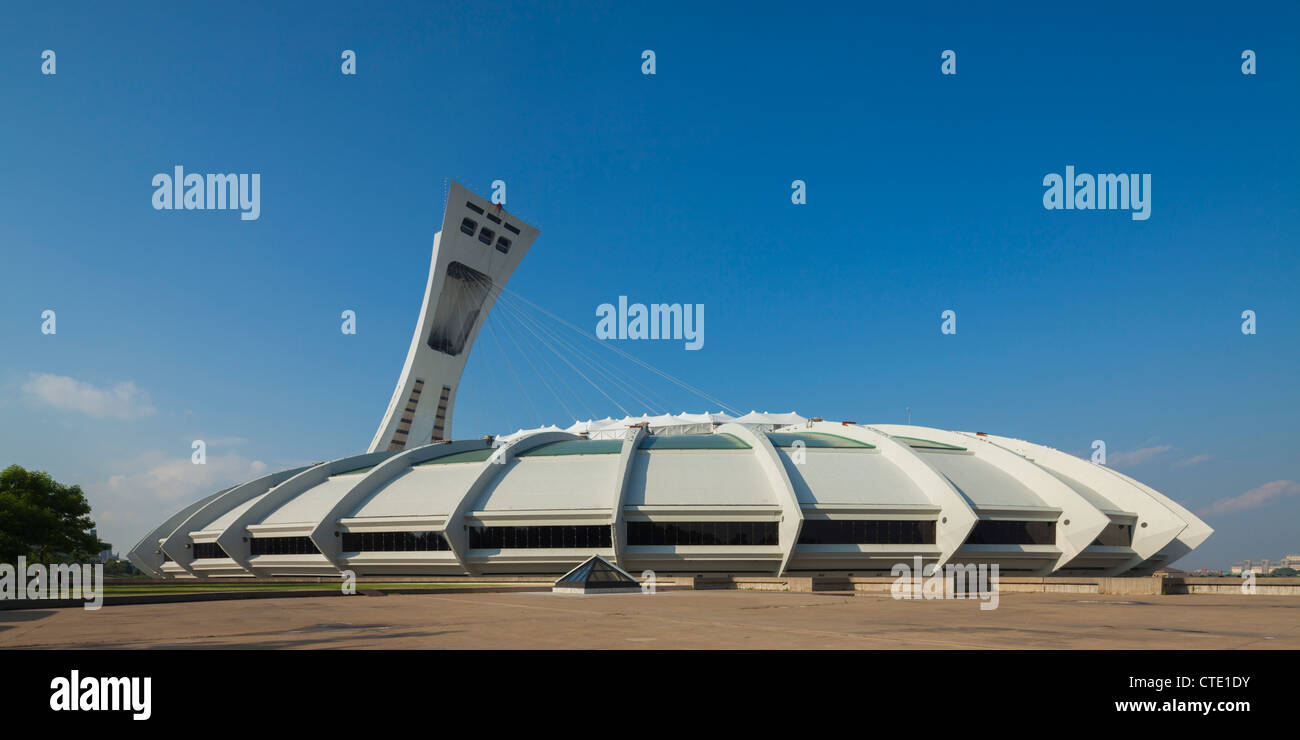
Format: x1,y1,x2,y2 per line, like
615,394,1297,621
1094,464,1213,573
843,424,978,568
126,487,232,578
214,451,396,572
610,426,649,568
976,434,1190,575
718,422,803,576
155,466,310,577
307,439,493,569
440,430,579,575
872,425,1110,574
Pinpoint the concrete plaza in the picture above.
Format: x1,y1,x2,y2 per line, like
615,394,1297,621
1,590,1295,649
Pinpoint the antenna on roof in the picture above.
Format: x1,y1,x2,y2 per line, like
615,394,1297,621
906,406,911,425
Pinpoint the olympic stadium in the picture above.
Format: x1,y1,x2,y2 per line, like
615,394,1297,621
127,183,1212,580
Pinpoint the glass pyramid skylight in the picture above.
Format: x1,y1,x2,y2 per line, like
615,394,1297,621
552,555,643,594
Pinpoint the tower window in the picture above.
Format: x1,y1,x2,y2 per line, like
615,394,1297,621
426,262,492,356
460,217,477,236
478,227,495,246
495,236,511,254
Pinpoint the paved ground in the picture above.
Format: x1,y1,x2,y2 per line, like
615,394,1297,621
1,590,1296,649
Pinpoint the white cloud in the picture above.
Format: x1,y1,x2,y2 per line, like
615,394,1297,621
84,450,270,554
22,373,156,420
1172,453,1213,469
103,451,268,504
1197,480,1300,517
1107,444,1172,468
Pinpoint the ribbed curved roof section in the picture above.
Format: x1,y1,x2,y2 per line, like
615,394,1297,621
129,423,1211,578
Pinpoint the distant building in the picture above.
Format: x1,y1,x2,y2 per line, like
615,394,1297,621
1232,555,1300,575
89,528,114,563
1233,561,1263,575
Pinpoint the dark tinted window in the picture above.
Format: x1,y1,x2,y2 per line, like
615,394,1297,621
797,520,936,545
1092,523,1133,547
965,520,1056,546
249,537,321,556
469,525,611,549
341,531,450,552
192,542,227,559
626,521,779,546
460,217,477,235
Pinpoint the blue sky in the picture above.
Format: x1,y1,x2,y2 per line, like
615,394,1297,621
1,1,1297,570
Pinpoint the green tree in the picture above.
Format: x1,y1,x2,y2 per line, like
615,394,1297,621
103,559,142,577
1270,567,1297,577
0,465,106,562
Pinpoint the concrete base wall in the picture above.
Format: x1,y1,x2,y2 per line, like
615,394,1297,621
100,574,1300,596
1166,576,1300,595
690,574,1169,595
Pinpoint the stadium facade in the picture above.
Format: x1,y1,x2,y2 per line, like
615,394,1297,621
128,183,1212,579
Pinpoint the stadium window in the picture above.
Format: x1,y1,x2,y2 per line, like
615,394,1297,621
503,222,521,235
478,227,495,246
718,521,734,545
469,525,611,549
964,520,1056,546
796,520,937,545
192,542,227,559
465,201,484,215
626,521,779,547
460,217,478,236
1092,523,1133,547
249,537,321,556
495,236,511,254
485,212,502,224
341,531,450,552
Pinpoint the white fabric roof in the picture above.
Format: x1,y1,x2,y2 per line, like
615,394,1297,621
496,424,564,443
734,411,807,426
498,411,760,442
